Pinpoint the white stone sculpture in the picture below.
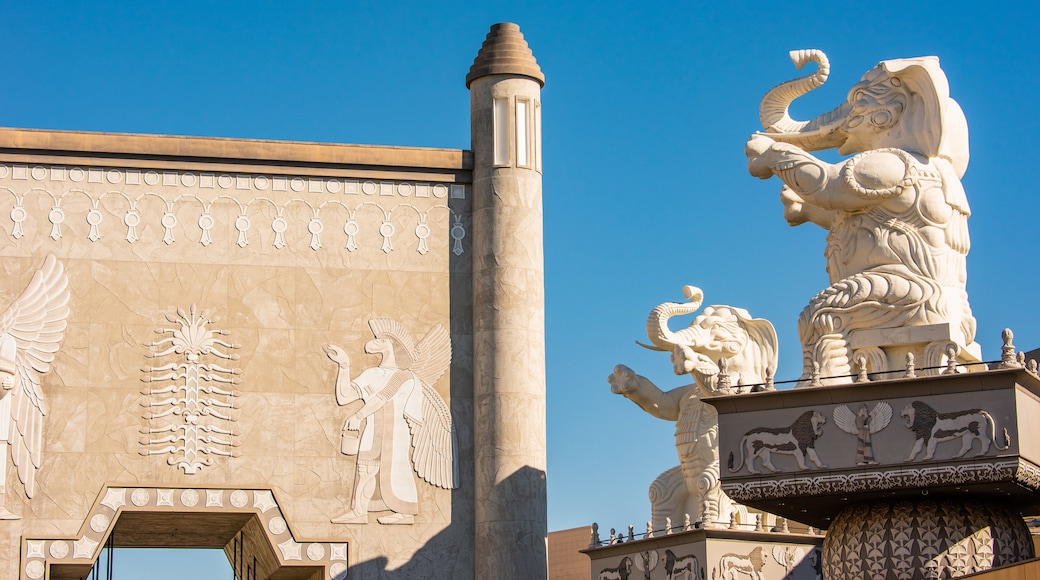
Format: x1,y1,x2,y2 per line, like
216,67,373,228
609,286,777,530
140,305,241,474
0,256,70,518
746,50,977,381
324,318,457,525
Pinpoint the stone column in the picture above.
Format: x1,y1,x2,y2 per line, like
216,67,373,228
467,22,547,580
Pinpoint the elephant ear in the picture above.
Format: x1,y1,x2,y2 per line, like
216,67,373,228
872,56,968,175
741,316,779,381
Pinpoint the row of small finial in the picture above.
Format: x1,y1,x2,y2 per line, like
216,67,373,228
715,359,776,394
589,514,816,548
720,327,1037,391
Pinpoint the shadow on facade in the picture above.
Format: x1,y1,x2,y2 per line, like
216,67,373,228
349,467,547,579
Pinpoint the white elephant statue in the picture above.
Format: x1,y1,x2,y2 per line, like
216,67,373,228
746,50,977,382
609,286,777,529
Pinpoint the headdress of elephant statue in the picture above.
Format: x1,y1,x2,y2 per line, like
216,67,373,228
745,50,977,382
638,285,778,395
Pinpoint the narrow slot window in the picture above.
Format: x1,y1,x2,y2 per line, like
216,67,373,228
494,98,510,166
516,99,529,167
535,101,542,172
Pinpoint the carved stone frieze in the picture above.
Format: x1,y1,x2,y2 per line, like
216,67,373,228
0,163,468,255
722,459,1033,503
140,305,241,474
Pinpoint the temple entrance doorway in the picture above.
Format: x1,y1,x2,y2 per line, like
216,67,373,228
20,486,346,580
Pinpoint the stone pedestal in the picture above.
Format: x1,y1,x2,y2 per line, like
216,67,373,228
823,499,1032,579
712,368,1040,578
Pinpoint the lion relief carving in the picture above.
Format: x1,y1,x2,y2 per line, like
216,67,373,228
902,400,1010,462
727,411,827,475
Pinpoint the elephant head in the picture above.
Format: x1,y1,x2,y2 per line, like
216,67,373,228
758,50,968,177
639,286,778,389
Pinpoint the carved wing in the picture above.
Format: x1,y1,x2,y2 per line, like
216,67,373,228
0,256,70,498
832,405,859,435
411,324,451,388
868,402,893,434
405,382,459,490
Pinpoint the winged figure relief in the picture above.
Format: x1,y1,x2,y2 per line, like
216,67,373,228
833,402,892,465
0,256,70,518
324,318,456,525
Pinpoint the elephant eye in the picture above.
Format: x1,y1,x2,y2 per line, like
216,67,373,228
871,110,892,127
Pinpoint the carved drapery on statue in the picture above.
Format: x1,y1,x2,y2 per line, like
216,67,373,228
324,318,457,526
746,50,977,381
609,287,777,529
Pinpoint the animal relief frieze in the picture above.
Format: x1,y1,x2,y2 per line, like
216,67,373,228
901,401,1010,462
140,305,240,474
727,411,827,475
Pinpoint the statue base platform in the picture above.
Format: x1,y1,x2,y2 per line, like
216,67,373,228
712,368,1040,578
849,322,983,379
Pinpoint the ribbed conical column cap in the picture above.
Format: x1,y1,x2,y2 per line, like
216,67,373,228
466,23,545,88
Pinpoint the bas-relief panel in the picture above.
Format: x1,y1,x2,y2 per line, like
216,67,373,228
707,540,822,580
591,537,821,580
721,390,1017,478
0,161,473,577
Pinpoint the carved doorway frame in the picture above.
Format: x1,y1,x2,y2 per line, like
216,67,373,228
19,485,347,580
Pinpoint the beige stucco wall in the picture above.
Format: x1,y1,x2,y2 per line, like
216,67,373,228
0,129,475,579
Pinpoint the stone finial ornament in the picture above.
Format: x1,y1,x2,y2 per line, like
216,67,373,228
466,23,544,88
809,361,822,387
628,524,635,542
755,514,764,532
905,352,917,378
591,523,600,548
855,354,870,383
999,328,1020,368
943,344,960,375
665,517,672,535
610,287,776,530
0,256,69,519
646,521,654,539
747,50,978,381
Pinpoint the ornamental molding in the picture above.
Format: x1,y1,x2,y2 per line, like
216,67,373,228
0,163,468,255
20,486,349,580
722,459,1036,502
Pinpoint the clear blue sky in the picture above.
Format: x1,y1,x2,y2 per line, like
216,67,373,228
4,1,1040,577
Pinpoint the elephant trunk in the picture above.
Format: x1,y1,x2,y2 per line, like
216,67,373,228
758,49,849,152
640,286,704,351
